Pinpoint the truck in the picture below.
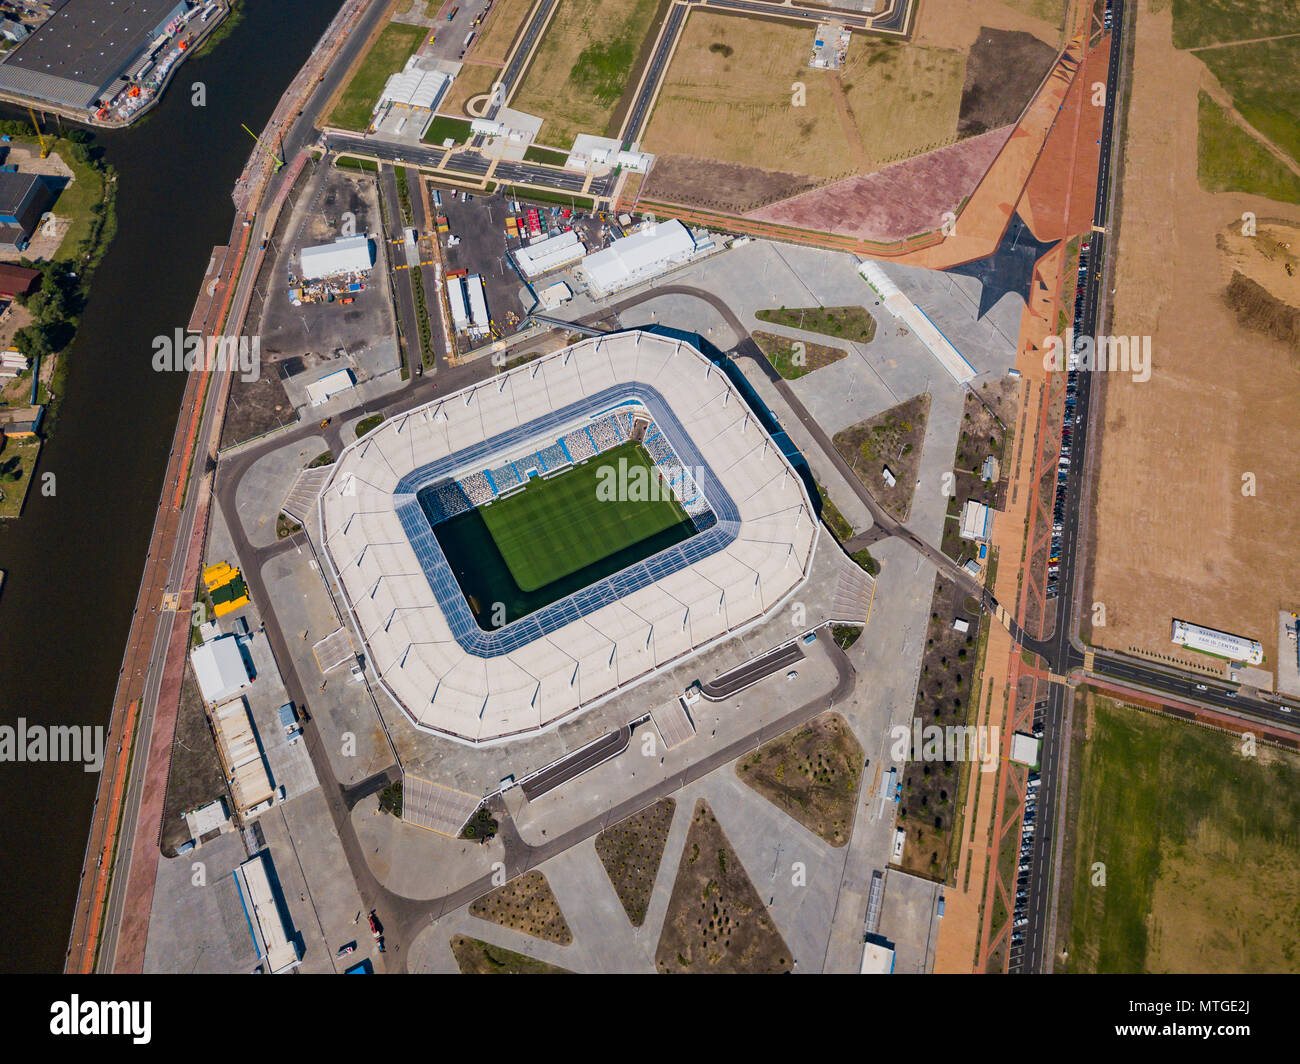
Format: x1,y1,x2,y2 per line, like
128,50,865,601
277,702,301,743
447,5,458,19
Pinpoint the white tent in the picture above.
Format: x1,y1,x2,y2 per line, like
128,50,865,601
582,221,695,295
190,636,251,704
300,236,373,281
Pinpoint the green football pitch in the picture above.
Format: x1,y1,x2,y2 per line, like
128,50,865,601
480,441,690,592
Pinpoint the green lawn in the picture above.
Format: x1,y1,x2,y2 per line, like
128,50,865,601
1172,0,1300,50
1196,91,1300,204
0,436,41,519
756,305,877,345
422,114,473,145
480,441,688,592
1199,39,1300,170
328,22,427,131
1065,696,1300,973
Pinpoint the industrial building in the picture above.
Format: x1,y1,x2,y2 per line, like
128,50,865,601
513,229,585,279
581,220,697,296
211,696,275,817
189,634,251,705
374,57,448,138
1171,619,1264,665
959,499,992,542
0,0,189,113
305,367,355,407
232,853,300,973
0,262,39,298
0,171,52,252
299,235,373,281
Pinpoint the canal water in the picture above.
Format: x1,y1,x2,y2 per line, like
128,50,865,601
0,0,343,973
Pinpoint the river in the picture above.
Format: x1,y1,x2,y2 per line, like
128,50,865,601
0,0,343,974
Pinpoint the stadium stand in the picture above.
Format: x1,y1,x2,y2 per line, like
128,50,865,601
562,428,595,461
459,471,494,506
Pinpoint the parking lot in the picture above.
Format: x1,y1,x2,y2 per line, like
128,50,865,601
258,167,402,412
431,182,637,348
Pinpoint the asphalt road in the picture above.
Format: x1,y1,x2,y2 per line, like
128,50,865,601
1012,3,1124,975
700,641,803,700
519,726,632,801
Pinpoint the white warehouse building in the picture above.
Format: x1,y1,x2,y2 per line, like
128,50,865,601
582,220,697,296
300,235,374,281
514,230,585,278
1171,619,1264,665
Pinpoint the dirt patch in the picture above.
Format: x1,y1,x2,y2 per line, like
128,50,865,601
940,386,1014,562
450,934,572,974
898,574,984,880
595,797,676,926
1224,270,1300,350
959,27,1059,136
832,393,931,521
655,799,791,972
749,125,1011,242
735,713,863,846
469,869,573,944
158,668,228,857
641,154,820,214
643,11,966,183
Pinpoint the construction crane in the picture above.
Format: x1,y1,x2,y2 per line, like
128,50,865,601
241,123,284,172
28,108,49,158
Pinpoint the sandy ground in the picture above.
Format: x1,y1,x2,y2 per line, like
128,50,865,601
1086,0,1300,674
913,0,1069,53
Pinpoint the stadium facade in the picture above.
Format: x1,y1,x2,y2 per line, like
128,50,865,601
318,331,820,744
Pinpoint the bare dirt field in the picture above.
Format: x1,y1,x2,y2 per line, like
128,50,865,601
642,11,966,184
833,393,931,521
749,124,1011,241
1085,0,1300,675
958,28,1059,135
913,0,1068,53
654,799,791,973
473,0,536,65
440,61,499,118
594,797,675,926
468,869,573,944
641,155,820,215
511,0,662,148
735,713,863,846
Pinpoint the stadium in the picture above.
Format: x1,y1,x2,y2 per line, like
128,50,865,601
319,330,820,744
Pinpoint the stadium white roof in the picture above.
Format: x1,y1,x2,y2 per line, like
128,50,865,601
583,221,696,295
300,235,373,281
317,330,819,744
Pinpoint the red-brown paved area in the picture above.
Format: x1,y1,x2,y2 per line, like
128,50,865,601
747,125,1013,243
1020,33,1108,242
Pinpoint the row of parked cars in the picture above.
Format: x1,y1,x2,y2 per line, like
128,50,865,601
1046,242,1091,600
1010,769,1043,950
